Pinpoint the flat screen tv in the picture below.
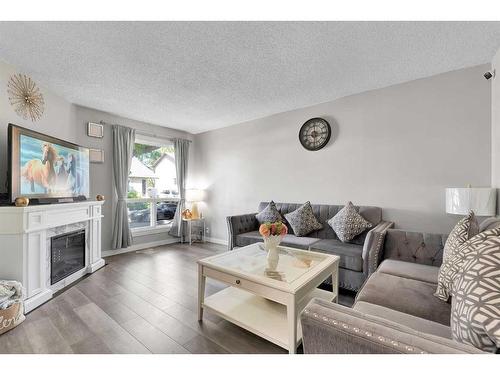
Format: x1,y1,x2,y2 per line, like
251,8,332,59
8,124,90,204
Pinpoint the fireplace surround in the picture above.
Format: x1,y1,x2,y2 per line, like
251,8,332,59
0,200,104,312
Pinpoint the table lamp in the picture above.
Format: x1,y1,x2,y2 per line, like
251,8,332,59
445,187,496,216
186,189,205,219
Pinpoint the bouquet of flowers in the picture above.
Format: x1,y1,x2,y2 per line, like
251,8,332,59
259,221,288,238
259,221,287,268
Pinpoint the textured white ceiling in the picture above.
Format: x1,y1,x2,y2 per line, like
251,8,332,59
1,22,500,134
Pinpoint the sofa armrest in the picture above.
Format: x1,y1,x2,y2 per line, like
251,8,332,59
226,213,259,250
362,221,394,276
300,298,484,354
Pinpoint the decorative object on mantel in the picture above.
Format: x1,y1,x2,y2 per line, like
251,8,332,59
182,208,193,220
7,73,45,122
96,194,105,201
14,197,29,207
445,186,496,216
89,148,104,163
259,221,288,270
299,117,332,151
87,122,104,138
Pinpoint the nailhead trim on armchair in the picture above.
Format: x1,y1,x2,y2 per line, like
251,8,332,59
302,308,426,353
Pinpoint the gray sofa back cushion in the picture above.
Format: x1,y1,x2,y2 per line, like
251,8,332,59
383,229,447,267
258,202,382,243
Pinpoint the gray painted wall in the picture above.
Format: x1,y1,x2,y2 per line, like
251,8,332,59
0,59,193,252
192,64,492,242
2,57,493,247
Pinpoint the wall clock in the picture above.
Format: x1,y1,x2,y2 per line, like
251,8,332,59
299,118,331,151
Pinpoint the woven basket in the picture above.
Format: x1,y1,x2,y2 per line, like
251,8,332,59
0,302,25,335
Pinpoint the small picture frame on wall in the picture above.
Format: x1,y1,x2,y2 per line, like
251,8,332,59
89,148,104,164
87,122,104,138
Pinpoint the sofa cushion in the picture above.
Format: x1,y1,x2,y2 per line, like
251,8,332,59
328,201,372,243
235,231,320,250
377,259,439,284
280,235,321,250
451,227,500,352
310,239,363,272
356,272,451,326
435,211,479,301
255,201,284,224
235,231,260,248
284,201,323,237
354,301,451,339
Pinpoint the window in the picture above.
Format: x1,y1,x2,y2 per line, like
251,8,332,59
127,135,179,235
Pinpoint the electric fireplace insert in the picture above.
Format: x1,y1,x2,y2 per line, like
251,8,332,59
50,229,85,285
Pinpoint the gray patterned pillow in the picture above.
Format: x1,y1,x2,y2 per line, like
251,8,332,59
284,202,322,237
255,201,284,224
450,227,500,352
328,202,372,243
434,211,479,301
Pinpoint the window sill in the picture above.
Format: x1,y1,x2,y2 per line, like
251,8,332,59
131,226,172,237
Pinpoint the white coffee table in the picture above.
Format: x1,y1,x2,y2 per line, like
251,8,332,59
197,243,340,354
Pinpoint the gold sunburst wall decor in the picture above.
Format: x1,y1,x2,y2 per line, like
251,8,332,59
7,73,45,122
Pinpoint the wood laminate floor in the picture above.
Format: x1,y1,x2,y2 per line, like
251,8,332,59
0,242,354,354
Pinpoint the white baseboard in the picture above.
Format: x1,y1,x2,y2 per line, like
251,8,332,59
102,238,180,257
205,237,228,246
24,289,53,313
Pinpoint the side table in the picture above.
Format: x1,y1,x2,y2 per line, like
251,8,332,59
182,218,206,245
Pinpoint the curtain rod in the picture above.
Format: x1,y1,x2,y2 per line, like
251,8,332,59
98,121,192,143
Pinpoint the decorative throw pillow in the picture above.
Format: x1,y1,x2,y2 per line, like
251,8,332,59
328,201,372,243
450,227,500,352
255,201,284,224
434,211,479,301
284,201,322,237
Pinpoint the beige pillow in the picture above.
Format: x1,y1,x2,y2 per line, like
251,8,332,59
450,227,500,352
434,211,479,301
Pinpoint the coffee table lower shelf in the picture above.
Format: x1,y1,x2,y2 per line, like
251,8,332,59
202,286,335,350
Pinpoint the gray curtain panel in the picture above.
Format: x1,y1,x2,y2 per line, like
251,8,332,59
111,125,136,249
169,138,190,238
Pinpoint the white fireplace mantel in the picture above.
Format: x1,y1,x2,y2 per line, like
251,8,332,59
0,200,105,313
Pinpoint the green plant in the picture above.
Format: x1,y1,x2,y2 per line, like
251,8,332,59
127,190,140,199
134,143,174,169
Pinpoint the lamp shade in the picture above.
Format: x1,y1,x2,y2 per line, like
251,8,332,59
186,189,205,202
445,188,496,216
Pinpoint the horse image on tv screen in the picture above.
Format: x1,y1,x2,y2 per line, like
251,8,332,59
19,134,89,197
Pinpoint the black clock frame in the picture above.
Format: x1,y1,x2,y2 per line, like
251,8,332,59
298,117,332,151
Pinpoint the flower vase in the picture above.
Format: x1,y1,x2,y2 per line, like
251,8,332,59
264,235,282,270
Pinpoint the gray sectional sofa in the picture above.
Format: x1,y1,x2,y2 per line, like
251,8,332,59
300,228,490,354
226,201,394,291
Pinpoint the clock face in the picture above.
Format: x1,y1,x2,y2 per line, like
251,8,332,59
299,118,332,151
